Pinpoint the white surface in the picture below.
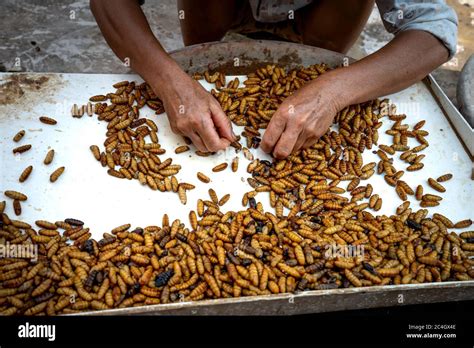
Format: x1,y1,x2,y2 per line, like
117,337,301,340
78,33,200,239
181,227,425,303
0,73,473,239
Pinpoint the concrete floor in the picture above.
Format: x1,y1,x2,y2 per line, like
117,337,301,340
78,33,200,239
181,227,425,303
0,0,472,109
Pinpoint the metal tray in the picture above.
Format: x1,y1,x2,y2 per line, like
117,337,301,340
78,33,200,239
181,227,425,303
0,40,472,315
75,282,474,316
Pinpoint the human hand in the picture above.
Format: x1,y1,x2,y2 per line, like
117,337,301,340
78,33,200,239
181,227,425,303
261,77,341,158
152,69,235,152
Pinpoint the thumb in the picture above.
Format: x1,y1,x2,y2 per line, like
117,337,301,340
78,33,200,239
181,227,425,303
210,102,236,142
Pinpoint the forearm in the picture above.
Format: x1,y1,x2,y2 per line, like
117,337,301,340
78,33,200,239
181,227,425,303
90,0,180,95
90,0,234,150
324,30,450,109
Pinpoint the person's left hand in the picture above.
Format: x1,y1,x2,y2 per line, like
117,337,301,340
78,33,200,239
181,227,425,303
261,76,342,159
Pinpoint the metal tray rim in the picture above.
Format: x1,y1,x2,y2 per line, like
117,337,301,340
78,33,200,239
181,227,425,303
70,280,474,316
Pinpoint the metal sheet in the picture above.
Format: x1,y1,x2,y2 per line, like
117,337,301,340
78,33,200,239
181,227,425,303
0,41,473,315
73,281,474,316
426,74,474,157
170,40,356,74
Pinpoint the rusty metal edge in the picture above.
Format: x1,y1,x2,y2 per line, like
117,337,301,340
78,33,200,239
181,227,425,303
70,281,474,316
168,40,352,74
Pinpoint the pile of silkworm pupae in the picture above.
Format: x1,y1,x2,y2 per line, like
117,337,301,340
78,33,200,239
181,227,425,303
0,63,473,315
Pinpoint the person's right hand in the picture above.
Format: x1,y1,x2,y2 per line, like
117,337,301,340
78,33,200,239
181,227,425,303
151,68,235,152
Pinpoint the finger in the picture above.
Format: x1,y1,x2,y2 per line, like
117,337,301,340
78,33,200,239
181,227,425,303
166,114,182,135
188,132,207,152
302,137,317,150
170,124,182,136
210,101,235,141
273,126,302,159
198,116,230,152
261,110,287,153
292,130,308,154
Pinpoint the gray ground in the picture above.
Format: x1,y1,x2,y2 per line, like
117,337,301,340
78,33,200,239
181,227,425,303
0,0,472,111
